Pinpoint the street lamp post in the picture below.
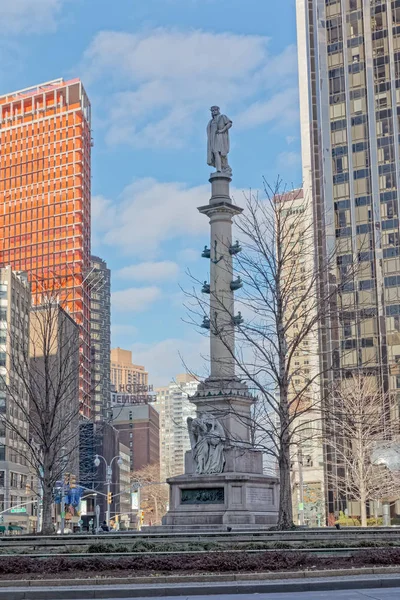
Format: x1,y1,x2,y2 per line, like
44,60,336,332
297,446,305,527
60,449,68,535
93,454,122,528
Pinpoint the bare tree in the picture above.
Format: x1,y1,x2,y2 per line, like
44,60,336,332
187,180,356,529
131,463,168,525
327,373,400,527
0,280,81,534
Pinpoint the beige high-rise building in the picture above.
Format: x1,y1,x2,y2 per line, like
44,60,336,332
110,348,148,391
155,374,198,481
278,190,325,526
296,0,400,518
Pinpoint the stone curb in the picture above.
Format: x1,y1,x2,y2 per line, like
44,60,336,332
0,567,399,598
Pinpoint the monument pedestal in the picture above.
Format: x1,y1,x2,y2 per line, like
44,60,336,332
164,446,279,526
164,471,279,526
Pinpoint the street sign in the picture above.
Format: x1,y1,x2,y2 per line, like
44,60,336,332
10,507,26,514
78,519,83,525
131,490,139,510
298,503,304,511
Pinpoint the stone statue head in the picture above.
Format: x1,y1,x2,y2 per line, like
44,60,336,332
210,106,220,117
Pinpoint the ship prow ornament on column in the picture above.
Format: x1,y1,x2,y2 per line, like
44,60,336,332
163,107,279,527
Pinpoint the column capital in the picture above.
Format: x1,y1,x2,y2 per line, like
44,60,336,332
197,201,243,219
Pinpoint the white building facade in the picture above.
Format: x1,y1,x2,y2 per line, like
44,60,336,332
155,374,198,481
0,267,31,529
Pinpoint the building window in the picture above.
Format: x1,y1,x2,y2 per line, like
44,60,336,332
343,322,352,337
359,280,374,290
0,445,5,461
387,232,399,246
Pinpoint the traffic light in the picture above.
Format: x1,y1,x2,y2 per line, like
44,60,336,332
70,474,76,489
139,510,144,526
107,491,112,505
64,473,70,486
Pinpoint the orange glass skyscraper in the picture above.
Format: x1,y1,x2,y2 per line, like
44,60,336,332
0,78,92,417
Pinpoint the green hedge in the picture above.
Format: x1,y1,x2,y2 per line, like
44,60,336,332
335,512,384,527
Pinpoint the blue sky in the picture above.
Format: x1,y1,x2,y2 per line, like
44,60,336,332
1,0,301,385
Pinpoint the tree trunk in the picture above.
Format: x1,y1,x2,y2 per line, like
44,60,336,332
360,489,367,528
277,439,294,529
41,454,54,535
357,433,367,527
41,482,54,535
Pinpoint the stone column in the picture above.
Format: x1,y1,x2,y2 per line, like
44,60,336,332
198,172,242,381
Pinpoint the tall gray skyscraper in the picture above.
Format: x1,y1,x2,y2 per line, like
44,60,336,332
297,0,400,514
90,256,111,421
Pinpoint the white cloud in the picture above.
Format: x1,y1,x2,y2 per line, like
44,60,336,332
81,29,298,148
92,177,210,257
235,88,299,129
112,286,161,312
116,261,179,282
277,151,301,170
83,29,267,84
178,248,200,263
0,0,65,34
129,336,209,387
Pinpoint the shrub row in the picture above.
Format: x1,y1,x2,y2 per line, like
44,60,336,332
87,541,222,553
352,547,400,566
0,552,311,575
0,548,400,576
86,539,399,554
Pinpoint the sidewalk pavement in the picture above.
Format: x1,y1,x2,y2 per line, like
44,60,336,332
0,572,400,599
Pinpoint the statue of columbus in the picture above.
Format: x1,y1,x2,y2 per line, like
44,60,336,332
207,106,232,176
